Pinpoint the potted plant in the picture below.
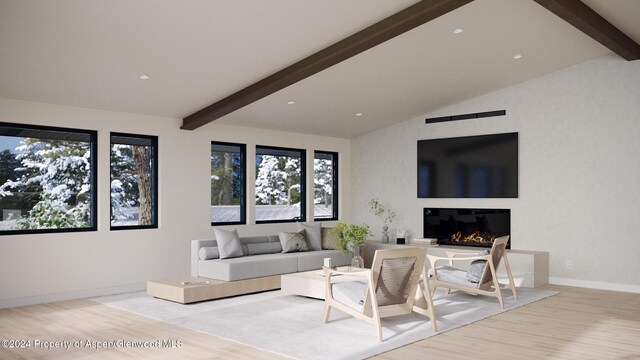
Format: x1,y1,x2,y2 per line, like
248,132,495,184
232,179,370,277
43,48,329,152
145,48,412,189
332,222,371,268
368,198,397,243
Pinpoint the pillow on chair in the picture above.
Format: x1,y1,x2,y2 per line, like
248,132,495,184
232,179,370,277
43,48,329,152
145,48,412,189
467,249,490,283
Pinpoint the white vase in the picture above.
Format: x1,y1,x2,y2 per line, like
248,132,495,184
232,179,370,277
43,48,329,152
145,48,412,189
381,226,389,244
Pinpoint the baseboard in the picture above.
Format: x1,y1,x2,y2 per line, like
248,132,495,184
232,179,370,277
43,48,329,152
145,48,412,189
0,282,146,309
549,277,640,294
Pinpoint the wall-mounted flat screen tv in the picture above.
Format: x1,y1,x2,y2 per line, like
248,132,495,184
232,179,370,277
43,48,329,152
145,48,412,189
417,132,518,198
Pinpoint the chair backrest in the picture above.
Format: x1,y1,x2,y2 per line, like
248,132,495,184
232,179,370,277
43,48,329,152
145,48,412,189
367,247,427,309
376,256,417,306
478,235,509,287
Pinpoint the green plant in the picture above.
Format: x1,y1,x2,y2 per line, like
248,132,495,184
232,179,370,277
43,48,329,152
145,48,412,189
368,198,397,227
332,221,372,256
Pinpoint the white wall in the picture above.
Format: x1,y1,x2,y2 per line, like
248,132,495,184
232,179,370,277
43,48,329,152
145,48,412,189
0,99,350,307
1,53,637,306
351,54,640,292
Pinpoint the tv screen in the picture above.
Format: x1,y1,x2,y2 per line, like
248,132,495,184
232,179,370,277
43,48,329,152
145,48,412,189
417,133,518,198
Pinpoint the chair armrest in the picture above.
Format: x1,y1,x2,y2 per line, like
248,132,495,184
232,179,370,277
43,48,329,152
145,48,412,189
428,254,491,262
446,251,481,258
426,254,450,273
323,267,372,302
323,267,370,278
447,255,491,261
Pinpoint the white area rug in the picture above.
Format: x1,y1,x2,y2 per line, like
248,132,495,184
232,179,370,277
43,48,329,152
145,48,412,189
93,287,556,360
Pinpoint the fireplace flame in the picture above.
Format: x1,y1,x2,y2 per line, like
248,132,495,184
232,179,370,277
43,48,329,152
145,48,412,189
450,231,495,244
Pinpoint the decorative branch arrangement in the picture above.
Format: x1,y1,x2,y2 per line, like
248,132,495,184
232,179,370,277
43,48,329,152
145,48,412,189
368,198,397,227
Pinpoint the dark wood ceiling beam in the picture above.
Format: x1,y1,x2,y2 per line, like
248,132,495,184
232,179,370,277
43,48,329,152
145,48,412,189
534,0,640,61
181,0,473,130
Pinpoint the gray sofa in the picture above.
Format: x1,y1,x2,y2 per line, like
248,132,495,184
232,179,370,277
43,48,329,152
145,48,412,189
191,234,352,281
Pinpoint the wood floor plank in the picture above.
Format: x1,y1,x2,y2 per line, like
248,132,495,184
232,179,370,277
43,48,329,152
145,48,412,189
0,285,639,359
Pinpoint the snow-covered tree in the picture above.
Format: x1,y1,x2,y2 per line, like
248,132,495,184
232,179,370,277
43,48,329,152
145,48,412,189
211,149,242,206
0,138,92,229
314,158,333,206
0,150,27,217
110,144,137,222
110,143,154,225
0,150,20,185
255,155,301,205
255,155,285,205
133,145,153,224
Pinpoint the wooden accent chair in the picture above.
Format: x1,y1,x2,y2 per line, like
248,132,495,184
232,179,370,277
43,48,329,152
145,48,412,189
323,247,437,342
427,235,517,309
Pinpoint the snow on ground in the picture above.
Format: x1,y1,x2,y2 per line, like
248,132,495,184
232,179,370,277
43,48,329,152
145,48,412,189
211,204,333,222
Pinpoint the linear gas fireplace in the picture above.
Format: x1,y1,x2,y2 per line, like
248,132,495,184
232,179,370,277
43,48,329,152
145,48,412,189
423,208,511,249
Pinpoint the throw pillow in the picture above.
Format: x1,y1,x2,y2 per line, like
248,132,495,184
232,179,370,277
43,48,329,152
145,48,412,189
214,228,244,259
279,230,309,253
198,246,220,260
467,249,491,283
245,242,282,255
297,222,322,251
321,227,338,250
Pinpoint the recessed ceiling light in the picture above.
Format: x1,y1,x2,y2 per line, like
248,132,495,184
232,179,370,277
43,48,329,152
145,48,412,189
139,74,150,80
287,100,296,105
453,27,464,34
513,54,523,60
355,113,364,117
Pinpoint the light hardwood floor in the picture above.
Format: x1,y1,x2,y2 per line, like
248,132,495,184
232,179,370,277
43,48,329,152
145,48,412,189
1,285,639,359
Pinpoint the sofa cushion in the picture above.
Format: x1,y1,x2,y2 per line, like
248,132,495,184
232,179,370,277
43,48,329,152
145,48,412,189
434,265,477,288
332,280,368,313
321,227,338,250
279,231,309,253
245,242,282,255
214,228,244,259
297,222,322,251
198,253,299,281
240,236,271,245
199,246,220,260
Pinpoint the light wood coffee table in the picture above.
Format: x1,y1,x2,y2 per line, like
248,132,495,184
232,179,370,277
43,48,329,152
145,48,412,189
281,268,367,300
147,275,281,304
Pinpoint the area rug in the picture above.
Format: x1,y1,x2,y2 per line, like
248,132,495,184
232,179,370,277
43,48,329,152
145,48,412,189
93,287,556,360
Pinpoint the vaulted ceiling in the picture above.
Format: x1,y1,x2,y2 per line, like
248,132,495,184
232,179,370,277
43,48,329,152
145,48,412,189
1,0,639,138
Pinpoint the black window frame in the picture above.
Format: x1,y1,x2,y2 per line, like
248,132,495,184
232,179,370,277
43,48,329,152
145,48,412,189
313,150,339,221
255,145,306,224
210,141,246,226
110,132,159,231
0,122,98,235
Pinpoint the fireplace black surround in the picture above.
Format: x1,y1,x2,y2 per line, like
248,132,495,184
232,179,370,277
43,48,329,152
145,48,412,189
423,208,511,249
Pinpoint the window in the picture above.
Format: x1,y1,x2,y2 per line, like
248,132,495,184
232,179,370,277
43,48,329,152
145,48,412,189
211,142,246,225
110,133,158,229
0,122,97,234
255,146,305,223
314,151,338,220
